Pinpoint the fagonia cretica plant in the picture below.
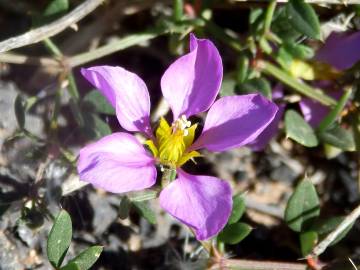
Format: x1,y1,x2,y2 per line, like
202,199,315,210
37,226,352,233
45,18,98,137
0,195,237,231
77,33,278,240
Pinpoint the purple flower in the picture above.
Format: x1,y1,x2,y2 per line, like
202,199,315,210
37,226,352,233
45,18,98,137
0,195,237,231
315,30,360,71
247,84,285,151
299,86,343,128
78,34,278,240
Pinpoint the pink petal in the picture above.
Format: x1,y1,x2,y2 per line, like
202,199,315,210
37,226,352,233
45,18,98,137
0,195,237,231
81,66,152,136
77,132,156,193
159,169,232,240
160,34,223,120
191,94,278,152
247,104,285,151
299,89,342,128
315,31,360,71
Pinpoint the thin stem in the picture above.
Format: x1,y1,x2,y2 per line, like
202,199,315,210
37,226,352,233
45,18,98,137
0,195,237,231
0,53,60,68
173,0,184,22
211,259,307,270
69,29,167,67
317,87,352,133
0,0,104,53
259,60,336,106
43,38,63,57
263,0,276,36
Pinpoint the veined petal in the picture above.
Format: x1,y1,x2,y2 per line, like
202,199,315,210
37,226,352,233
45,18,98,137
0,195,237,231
159,170,232,240
81,66,152,136
315,31,360,71
191,94,278,152
247,104,285,151
161,34,223,120
77,132,156,193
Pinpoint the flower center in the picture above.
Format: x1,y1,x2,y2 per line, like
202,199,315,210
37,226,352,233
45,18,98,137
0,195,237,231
145,115,200,168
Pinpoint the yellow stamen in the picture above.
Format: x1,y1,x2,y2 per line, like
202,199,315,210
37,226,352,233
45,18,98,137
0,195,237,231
149,116,199,168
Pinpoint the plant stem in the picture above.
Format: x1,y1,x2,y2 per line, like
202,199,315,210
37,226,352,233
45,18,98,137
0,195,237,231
69,29,167,67
317,87,352,133
263,0,276,36
259,60,336,106
173,0,183,22
43,38,63,57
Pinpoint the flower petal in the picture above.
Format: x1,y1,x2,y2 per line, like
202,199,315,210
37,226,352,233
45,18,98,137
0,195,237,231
159,169,232,240
247,104,285,151
299,89,342,128
191,94,278,152
161,34,223,120
315,31,360,71
77,132,156,193
81,66,152,136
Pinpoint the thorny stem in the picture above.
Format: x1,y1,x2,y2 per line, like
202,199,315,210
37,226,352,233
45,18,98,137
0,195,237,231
258,60,337,106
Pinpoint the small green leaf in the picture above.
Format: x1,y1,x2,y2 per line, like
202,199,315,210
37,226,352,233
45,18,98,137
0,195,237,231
282,42,314,60
68,246,103,270
44,0,69,17
132,201,156,224
311,216,354,246
286,0,320,39
218,222,252,245
240,78,272,99
300,231,318,256
119,196,131,220
83,90,116,115
14,95,25,130
285,110,318,147
285,179,320,232
319,124,355,151
228,195,246,225
47,210,72,268
60,262,80,270
236,56,249,84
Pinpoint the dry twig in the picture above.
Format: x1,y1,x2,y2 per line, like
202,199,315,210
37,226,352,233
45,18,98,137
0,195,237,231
310,204,360,257
0,0,104,53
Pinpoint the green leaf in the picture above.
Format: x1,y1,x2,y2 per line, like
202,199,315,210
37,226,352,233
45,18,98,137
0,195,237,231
68,246,103,270
319,124,355,151
285,110,318,147
119,196,131,220
240,78,272,99
282,42,314,60
285,179,320,232
311,216,354,246
44,0,69,17
286,0,320,39
236,56,249,84
228,195,246,225
218,222,252,245
60,262,80,270
47,210,72,268
14,95,25,130
82,112,112,139
82,90,116,115
220,76,236,97
300,231,318,256
132,201,156,224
